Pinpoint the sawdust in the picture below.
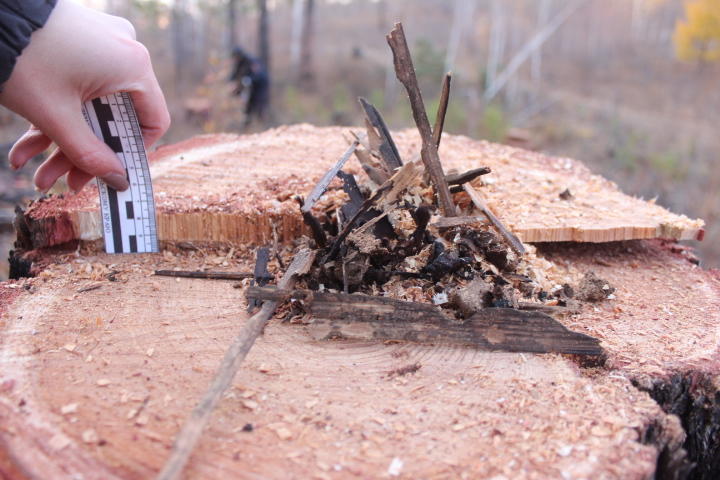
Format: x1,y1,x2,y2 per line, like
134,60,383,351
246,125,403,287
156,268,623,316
3,240,715,477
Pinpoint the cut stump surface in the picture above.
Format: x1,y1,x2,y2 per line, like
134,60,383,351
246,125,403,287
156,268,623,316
0,240,718,479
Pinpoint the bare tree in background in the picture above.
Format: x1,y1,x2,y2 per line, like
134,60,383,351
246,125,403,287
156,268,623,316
299,0,316,88
290,0,304,75
257,0,270,75
484,0,590,102
445,0,476,73
531,0,551,84
486,0,507,90
376,0,387,32
228,0,238,51
171,0,190,89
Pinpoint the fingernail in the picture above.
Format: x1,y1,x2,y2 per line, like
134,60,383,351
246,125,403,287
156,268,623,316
102,173,130,191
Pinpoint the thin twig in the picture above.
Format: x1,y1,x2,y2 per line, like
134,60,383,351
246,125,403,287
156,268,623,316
432,73,452,148
156,249,316,480
154,270,253,281
271,221,285,269
386,23,456,217
446,167,491,186
463,183,526,255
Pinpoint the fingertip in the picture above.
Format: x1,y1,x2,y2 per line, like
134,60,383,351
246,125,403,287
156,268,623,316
130,81,171,148
33,150,72,193
67,168,95,193
100,172,130,191
8,129,52,170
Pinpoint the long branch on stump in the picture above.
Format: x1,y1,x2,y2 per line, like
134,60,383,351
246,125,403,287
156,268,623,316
156,249,315,480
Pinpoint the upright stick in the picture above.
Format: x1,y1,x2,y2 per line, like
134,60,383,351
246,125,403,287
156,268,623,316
386,23,456,217
433,73,452,149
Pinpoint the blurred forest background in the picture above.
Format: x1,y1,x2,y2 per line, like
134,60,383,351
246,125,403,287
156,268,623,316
0,0,718,278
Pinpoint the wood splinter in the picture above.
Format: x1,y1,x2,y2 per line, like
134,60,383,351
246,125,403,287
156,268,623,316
359,97,403,172
154,270,253,281
432,72,452,148
302,140,359,212
387,23,456,218
446,167,492,186
156,249,315,480
463,183,526,256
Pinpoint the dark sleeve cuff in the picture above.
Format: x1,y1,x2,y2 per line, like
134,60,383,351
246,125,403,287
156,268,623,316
0,0,58,86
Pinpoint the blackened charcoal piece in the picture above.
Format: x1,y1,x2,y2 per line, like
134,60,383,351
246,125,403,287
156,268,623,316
467,230,510,271
424,249,471,281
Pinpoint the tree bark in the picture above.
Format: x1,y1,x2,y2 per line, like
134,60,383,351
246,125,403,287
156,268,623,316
299,0,316,88
257,0,270,76
171,0,190,89
289,0,304,75
228,0,238,51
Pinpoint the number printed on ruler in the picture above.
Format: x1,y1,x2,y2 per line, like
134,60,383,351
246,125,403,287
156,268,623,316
82,93,159,254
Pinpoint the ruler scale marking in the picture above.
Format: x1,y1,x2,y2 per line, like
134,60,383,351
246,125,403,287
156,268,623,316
82,93,159,254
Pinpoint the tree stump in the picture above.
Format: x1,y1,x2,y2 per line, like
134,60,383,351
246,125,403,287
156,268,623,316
1,127,718,479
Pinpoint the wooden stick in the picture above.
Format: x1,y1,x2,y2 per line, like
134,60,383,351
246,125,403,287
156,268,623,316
302,141,358,212
432,72,452,148
154,270,253,281
446,167,491,186
463,184,526,255
156,249,316,480
387,23,456,217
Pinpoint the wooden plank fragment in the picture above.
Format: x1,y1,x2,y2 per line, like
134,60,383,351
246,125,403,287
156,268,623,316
246,287,603,356
387,23,456,217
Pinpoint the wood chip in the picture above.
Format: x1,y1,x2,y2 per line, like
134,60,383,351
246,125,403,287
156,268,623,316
60,403,78,415
81,429,99,444
268,423,293,440
48,433,71,451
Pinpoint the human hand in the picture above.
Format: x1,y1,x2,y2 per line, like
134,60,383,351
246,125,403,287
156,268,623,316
0,0,170,193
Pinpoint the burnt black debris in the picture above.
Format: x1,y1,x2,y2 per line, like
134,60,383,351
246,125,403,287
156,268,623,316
284,22,607,355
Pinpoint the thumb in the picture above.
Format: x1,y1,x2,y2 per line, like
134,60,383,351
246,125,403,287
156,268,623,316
36,105,130,191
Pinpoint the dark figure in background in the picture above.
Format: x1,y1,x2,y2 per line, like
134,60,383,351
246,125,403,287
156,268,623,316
230,47,270,128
